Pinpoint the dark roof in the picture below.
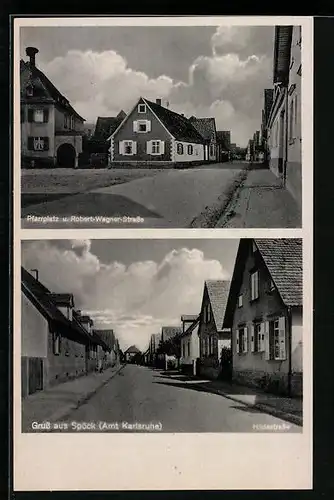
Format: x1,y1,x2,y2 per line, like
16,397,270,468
254,239,303,306
125,345,141,354
80,315,94,325
273,26,293,85
144,98,205,144
189,117,217,142
264,89,274,122
93,113,125,141
49,293,74,306
161,326,182,342
223,239,302,328
180,316,200,338
205,280,231,332
94,329,116,351
20,60,85,121
216,130,231,149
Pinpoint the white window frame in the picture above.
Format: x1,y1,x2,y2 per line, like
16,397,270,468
122,140,136,155
34,109,44,123
53,333,61,355
151,141,161,154
136,120,150,133
250,270,259,301
138,104,146,113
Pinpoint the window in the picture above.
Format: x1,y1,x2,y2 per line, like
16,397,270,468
27,109,49,123
204,304,211,323
177,143,184,155
187,341,191,357
26,84,34,97
20,108,25,123
238,294,243,308
138,104,146,113
134,120,151,133
236,327,248,354
119,140,136,155
263,318,286,361
151,141,161,154
187,144,193,155
210,144,215,157
289,100,294,142
64,114,69,128
251,323,265,352
250,271,259,301
53,333,61,355
27,136,49,151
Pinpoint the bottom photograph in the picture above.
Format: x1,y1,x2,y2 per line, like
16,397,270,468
20,237,303,433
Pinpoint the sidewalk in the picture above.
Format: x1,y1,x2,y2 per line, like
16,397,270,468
198,378,303,426
216,167,302,228
21,364,124,432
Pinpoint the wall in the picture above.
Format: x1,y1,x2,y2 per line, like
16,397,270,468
180,326,199,366
54,107,84,134
46,331,87,387
173,140,204,162
286,26,302,208
55,134,83,156
291,306,303,396
112,100,173,162
21,293,48,358
268,88,286,179
21,103,55,162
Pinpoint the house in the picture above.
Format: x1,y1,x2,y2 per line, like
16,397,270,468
267,26,302,208
21,267,107,397
157,326,183,369
94,329,120,368
108,97,206,167
179,315,200,375
260,89,274,165
20,47,85,168
216,131,231,162
189,117,218,162
222,239,303,397
198,280,232,380
148,333,161,366
124,345,141,363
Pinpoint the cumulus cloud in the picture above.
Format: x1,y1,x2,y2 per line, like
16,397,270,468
38,25,273,146
21,241,230,351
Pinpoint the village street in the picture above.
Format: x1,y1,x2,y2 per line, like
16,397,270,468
21,163,246,228
58,364,300,433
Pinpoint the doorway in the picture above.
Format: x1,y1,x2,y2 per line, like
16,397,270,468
56,143,76,168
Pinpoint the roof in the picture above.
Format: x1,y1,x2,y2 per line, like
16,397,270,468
20,59,85,121
80,315,94,325
180,316,200,338
124,345,141,354
144,98,205,144
161,326,182,342
189,117,217,142
93,113,125,142
264,89,274,122
94,329,116,350
205,280,231,332
181,314,198,322
254,239,303,306
273,26,293,85
216,131,231,149
223,239,302,328
48,293,74,306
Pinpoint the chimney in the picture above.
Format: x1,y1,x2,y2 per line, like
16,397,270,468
30,268,39,281
156,98,162,106
26,47,39,67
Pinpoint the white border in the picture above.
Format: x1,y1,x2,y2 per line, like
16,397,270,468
13,16,313,491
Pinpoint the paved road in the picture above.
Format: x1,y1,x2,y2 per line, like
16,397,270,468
61,365,300,433
21,163,244,228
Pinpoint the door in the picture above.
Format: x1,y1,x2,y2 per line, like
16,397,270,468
278,110,285,175
56,143,76,168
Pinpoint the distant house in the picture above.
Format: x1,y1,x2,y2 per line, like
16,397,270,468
189,117,218,162
94,329,121,368
267,26,302,207
216,131,231,162
20,47,85,168
148,333,161,366
93,111,126,144
21,267,107,397
179,315,200,375
124,345,141,363
260,89,274,165
223,239,303,397
108,97,206,167
198,280,231,380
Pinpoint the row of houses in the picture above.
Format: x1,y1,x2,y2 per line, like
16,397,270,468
20,46,233,169
21,267,121,398
246,25,302,208
146,238,303,398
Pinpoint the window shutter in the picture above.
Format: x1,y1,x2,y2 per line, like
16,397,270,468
264,321,270,360
259,323,265,352
27,137,34,151
132,141,137,155
243,326,248,353
43,137,49,151
133,121,138,132
43,109,49,123
146,120,151,132
28,109,34,123
278,316,286,360
119,141,124,155
160,141,165,154
146,140,152,154
250,324,255,352
236,331,239,353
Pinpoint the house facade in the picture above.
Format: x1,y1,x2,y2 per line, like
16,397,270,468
216,130,231,162
189,117,218,162
179,315,200,375
124,345,141,362
198,280,231,380
108,97,205,167
21,267,112,397
267,26,302,208
148,333,161,366
20,47,85,168
223,239,303,397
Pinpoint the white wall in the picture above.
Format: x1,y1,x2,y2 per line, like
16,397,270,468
21,293,48,358
174,141,204,162
180,327,199,365
291,308,303,372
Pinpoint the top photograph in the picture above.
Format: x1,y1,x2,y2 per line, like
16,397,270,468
17,21,306,229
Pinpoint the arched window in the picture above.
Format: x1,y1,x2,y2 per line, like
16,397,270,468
187,144,193,155
177,143,184,155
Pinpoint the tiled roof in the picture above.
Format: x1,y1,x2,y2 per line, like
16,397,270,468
273,26,293,84
125,345,141,354
145,99,205,144
161,326,182,342
205,280,231,332
20,60,85,121
255,239,303,306
93,113,125,141
189,117,217,142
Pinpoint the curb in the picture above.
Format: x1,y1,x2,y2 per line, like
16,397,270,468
46,364,126,423
201,384,302,427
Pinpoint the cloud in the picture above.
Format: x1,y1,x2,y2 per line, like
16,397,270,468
21,241,230,351
38,26,273,146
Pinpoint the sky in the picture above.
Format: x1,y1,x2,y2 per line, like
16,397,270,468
21,238,239,351
20,25,275,146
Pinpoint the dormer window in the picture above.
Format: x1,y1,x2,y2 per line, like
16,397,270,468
26,84,34,97
138,104,146,113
